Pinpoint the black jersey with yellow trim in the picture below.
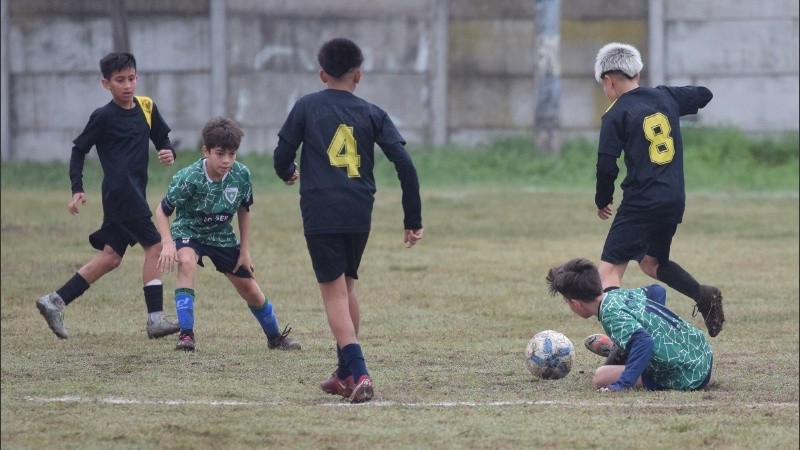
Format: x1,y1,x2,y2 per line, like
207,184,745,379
597,85,712,223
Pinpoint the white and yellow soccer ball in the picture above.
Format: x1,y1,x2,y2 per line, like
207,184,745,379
525,330,575,380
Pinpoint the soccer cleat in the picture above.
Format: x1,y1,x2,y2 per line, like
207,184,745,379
604,345,628,366
693,285,725,337
320,372,354,398
36,293,68,339
146,317,181,339
348,375,374,403
584,334,615,358
267,325,301,350
175,332,195,351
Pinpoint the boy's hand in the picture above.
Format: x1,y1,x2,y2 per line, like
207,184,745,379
404,227,424,248
68,192,86,215
157,148,175,166
233,250,255,276
597,204,613,220
285,168,299,185
158,241,177,273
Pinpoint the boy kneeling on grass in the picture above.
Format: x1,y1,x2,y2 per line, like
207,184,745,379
546,258,713,392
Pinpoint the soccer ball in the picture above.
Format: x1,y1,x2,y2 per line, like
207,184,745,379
525,330,575,380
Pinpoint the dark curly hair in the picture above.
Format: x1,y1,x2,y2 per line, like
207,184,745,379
317,38,364,79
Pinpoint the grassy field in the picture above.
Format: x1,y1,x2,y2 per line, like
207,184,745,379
1,132,798,449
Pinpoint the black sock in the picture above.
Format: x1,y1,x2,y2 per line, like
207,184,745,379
56,273,90,306
341,343,368,382
336,345,351,379
143,284,164,314
656,261,701,304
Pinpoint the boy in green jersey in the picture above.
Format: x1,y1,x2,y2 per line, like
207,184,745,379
546,258,713,391
155,117,300,352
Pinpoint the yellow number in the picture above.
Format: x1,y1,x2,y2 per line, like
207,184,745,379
327,124,360,177
643,113,674,165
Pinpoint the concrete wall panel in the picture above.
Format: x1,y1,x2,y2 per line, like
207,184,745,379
228,17,432,75
665,20,799,76
9,18,109,74
11,74,103,131
449,20,536,75
561,19,647,78
229,0,432,18
665,0,798,20
673,75,800,132
13,130,80,162
130,17,210,72
449,76,533,128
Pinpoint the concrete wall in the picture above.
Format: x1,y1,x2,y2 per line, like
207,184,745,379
2,0,797,162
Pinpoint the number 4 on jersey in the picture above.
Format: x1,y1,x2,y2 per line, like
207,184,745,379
327,124,361,177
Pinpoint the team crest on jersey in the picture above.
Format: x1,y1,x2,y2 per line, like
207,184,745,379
224,187,238,203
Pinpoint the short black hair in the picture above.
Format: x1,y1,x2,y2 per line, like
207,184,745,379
317,38,364,79
99,52,137,79
202,116,244,150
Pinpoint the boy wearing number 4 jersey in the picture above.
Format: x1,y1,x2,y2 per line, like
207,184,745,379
273,38,424,403
593,42,724,337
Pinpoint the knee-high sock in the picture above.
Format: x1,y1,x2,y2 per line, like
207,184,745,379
249,300,281,339
175,288,195,332
143,280,164,316
336,345,351,379
56,273,90,306
656,261,701,303
341,343,368,382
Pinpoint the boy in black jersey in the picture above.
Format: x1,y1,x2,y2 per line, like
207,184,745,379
273,38,424,403
592,42,724,337
36,52,180,340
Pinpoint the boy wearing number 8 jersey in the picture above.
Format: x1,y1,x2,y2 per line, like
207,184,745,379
546,258,713,392
592,42,724,338
273,38,424,403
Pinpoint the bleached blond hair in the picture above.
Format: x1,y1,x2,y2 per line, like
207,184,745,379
594,42,643,83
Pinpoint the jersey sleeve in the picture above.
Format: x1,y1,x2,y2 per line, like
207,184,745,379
597,110,625,158
274,99,305,180
662,85,713,116
608,328,654,390
70,108,105,194
595,152,619,208
240,165,254,211
148,101,174,153
381,141,422,230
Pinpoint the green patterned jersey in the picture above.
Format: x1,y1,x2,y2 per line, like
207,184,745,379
163,158,253,247
598,287,712,390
